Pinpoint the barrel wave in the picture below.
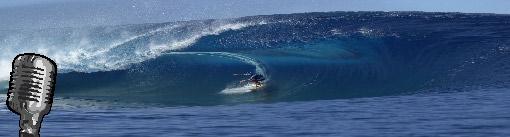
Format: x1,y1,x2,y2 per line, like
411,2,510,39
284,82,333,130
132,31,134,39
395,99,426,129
1,11,510,106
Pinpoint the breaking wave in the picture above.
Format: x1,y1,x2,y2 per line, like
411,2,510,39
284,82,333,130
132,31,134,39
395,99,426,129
1,11,510,106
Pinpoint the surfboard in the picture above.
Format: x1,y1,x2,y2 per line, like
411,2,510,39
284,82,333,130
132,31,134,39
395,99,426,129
220,82,264,94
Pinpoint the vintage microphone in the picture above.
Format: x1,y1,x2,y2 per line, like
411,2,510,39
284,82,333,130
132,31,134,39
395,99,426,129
6,53,57,137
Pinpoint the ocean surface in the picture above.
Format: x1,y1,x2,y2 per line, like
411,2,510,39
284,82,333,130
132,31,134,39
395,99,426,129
1,11,510,136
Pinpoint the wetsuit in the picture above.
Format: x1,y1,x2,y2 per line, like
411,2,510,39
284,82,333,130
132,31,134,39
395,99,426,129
250,74,265,87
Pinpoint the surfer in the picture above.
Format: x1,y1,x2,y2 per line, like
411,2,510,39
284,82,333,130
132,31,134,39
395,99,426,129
249,74,265,88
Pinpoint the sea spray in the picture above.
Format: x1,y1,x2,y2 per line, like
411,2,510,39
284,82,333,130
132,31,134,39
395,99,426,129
0,20,267,80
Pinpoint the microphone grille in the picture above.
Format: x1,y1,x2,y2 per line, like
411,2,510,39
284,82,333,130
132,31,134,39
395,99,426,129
7,54,57,104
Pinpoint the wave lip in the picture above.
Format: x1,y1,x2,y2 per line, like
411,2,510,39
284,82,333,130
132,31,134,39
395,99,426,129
0,19,268,80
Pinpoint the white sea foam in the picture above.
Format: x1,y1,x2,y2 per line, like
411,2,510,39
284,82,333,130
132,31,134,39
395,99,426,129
144,22,265,57
0,60,11,81
0,20,267,81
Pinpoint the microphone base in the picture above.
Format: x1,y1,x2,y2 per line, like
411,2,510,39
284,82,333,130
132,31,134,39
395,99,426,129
19,114,42,137
20,132,39,137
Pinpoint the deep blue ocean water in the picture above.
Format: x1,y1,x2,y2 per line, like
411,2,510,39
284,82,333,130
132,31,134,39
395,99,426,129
1,89,510,136
1,11,510,136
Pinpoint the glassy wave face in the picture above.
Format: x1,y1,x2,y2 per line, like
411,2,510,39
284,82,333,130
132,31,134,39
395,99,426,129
1,12,510,106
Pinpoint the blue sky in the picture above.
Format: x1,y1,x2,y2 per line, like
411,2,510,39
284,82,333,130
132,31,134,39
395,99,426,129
1,0,510,29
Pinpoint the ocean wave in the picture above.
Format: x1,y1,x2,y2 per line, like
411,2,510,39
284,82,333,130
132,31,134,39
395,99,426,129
2,11,510,105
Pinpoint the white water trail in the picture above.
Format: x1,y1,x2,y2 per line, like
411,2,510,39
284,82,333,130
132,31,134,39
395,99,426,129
220,83,258,94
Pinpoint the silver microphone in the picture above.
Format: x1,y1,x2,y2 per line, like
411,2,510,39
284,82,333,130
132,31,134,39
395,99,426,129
6,53,57,137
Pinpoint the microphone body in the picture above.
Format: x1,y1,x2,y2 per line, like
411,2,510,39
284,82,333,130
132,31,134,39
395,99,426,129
6,53,57,137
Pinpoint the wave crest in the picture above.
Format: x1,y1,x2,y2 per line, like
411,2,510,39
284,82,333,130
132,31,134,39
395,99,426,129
0,20,267,80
